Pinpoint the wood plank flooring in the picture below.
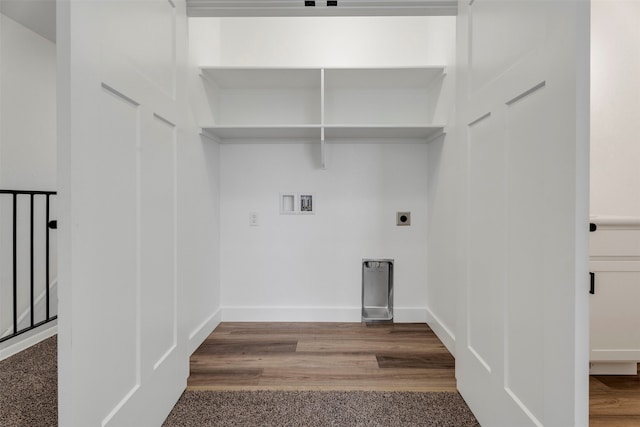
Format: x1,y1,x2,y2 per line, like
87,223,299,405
590,364,640,426
188,322,456,392
188,322,640,424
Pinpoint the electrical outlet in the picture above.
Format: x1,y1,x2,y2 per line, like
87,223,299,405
396,212,411,226
249,212,259,226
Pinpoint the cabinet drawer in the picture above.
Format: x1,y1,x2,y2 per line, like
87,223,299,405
590,229,640,258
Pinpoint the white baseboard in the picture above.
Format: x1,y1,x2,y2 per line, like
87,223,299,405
188,308,221,355
590,361,639,375
425,306,456,356
0,321,58,361
393,307,428,323
222,306,361,322
221,306,428,323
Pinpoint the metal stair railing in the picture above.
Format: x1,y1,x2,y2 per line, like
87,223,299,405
0,190,57,343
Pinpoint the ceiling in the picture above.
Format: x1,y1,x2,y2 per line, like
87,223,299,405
187,0,457,17
0,0,56,42
0,0,457,45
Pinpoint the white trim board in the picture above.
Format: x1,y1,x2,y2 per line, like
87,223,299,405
221,306,428,323
0,322,57,362
188,308,222,355
425,306,455,356
187,0,457,17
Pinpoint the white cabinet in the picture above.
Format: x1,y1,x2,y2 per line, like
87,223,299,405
589,217,640,375
199,67,447,153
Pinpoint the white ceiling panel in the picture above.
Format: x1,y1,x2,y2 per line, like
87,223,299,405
187,0,457,17
0,0,56,42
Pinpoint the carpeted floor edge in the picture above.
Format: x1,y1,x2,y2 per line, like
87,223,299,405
0,336,58,427
163,390,480,427
0,337,480,427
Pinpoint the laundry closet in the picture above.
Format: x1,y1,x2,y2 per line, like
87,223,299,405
9,1,636,424
45,1,592,425
188,16,457,325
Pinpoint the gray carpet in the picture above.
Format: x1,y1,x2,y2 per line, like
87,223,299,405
0,336,479,427
0,336,57,427
163,390,480,427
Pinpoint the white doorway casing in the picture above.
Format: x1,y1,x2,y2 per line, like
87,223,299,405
55,0,591,425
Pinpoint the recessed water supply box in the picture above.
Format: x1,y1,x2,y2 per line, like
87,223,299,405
362,259,394,322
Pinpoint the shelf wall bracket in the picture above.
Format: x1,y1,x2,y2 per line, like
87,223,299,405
320,68,326,170
320,130,326,170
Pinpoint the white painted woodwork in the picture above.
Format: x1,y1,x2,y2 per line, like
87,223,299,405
199,66,446,145
186,0,458,17
57,1,213,425
0,321,57,361
50,3,595,423
202,125,322,141
589,217,640,375
202,125,445,143
323,126,444,141
455,1,589,426
189,15,455,324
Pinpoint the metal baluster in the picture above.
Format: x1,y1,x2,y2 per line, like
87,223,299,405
30,194,34,327
12,193,18,335
46,194,50,321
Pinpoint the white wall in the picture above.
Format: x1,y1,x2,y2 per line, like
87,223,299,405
425,130,458,351
179,130,221,354
0,13,56,190
191,16,456,322
425,20,458,352
0,13,57,350
182,43,222,350
591,1,640,217
191,16,453,67
221,142,429,321
181,20,223,350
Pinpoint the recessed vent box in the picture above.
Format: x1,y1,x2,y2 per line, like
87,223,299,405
362,259,393,322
